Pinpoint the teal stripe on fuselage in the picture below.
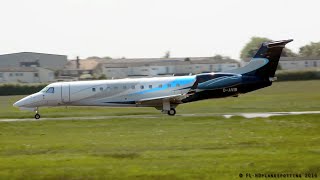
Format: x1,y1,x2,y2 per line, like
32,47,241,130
132,76,195,95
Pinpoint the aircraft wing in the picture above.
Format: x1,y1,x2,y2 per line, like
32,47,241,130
136,81,197,106
136,94,188,105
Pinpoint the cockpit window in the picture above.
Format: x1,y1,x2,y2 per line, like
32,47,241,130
46,87,54,93
41,87,49,92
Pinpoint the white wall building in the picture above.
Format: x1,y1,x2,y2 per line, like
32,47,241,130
279,57,320,70
59,59,100,79
99,57,240,79
0,67,54,83
242,57,320,70
0,52,67,70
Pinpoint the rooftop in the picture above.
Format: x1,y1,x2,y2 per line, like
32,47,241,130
99,57,239,68
63,59,100,70
243,56,320,62
0,67,38,72
0,52,67,57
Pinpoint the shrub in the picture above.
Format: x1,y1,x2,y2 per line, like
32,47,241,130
0,84,47,96
276,69,320,81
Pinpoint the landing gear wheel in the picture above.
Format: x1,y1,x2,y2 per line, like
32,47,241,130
167,108,176,116
35,113,40,119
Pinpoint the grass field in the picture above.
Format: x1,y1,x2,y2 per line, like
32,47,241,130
0,80,320,119
0,115,319,179
0,80,319,179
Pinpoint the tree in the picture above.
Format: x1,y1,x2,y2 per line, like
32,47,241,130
282,48,297,57
299,42,320,57
212,54,231,60
240,36,297,59
98,74,107,80
212,54,223,60
163,51,171,58
103,56,112,59
86,56,102,59
240,37,271,59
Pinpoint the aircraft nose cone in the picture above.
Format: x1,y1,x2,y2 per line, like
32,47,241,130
13,95,33,108
13,100,23,107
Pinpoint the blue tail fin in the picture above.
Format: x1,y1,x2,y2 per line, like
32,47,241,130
227,39,293,79
247,39,293,78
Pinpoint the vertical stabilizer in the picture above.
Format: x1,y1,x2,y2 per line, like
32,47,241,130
226,39,293,79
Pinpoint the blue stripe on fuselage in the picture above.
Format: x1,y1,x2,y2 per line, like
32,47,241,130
132,76,195,95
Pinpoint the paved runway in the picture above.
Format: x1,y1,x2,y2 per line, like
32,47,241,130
0,111,320,122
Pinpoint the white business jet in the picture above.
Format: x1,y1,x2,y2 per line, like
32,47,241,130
13,39,293,119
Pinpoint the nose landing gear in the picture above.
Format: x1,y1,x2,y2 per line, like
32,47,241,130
35,113,40,119
34,108,40,119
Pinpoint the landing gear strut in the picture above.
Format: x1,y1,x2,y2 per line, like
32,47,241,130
167,108,176,116
34,107,40,119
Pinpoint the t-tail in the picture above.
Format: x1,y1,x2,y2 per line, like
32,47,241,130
220,39,294,94
228,39,293,80
183,39,293,103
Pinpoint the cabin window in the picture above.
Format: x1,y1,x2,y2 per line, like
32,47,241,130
131,85,135,89
141,85,144,89
107,87,110,90
149,85,152,89
92,88,96,92
176,84,180,87
167,84,171,88
100,87,103,91
46,87,54,93
123,86,127,89
159,84,162,88
114,87,118,90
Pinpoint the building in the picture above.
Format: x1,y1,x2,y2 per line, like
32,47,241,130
242,57,320,70
0,52,67,70
279,57,320,70
58,58,101,80
99,57,240,79
0,67,55,83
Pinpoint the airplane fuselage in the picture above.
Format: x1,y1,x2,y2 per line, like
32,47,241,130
13,39,293,118
14,72,271,109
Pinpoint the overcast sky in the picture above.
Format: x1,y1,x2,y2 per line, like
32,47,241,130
0,0,319,60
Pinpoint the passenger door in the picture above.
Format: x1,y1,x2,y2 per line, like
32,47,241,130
61,83,70,103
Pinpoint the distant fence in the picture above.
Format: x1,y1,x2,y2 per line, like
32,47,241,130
0,84,47,96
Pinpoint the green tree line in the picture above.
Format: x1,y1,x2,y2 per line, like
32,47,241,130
240,37,320,59
0,84,47,96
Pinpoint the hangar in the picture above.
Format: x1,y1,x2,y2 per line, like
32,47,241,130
0,52,67,70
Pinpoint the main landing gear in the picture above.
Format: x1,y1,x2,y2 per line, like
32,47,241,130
34,107,40,119
167,108,176,116
162,99,177,116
